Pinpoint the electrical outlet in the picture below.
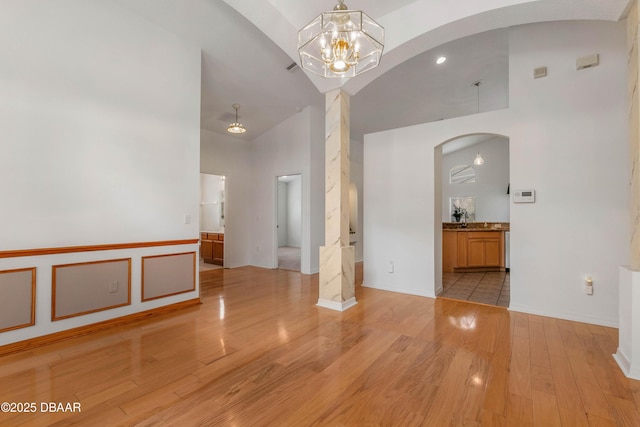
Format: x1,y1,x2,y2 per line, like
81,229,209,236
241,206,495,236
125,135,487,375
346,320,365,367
585,276,593,295
388,261,394,273
109,281,119,293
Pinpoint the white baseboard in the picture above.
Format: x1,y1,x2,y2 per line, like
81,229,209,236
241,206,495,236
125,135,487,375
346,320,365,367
316,297,357,312
508,304,617,328
361,282,435,299
613,349,632,377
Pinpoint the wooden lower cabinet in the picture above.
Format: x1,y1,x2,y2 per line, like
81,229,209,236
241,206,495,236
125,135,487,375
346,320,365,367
201,233,224,265
201,239,213,261
213,236,223,266
468,238,501,267
457,233,468,268
444,230,504,272
442,231,458,273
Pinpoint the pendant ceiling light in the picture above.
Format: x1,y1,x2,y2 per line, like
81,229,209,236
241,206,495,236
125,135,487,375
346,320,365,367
474,152,485,166
297,0,384,78
227,104,246,134
472,81,484,166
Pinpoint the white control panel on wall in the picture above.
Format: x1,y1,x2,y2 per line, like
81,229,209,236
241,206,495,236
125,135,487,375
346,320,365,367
513,189,535,203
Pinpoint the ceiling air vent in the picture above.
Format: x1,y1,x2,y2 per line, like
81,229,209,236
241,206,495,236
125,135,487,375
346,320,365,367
286,62,298,71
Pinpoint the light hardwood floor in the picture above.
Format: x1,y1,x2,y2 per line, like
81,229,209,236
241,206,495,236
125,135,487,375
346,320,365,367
1,264,639,426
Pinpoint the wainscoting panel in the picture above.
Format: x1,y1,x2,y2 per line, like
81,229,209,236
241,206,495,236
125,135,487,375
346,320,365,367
142,252,196,301
0,268,36,332
52,259,131,321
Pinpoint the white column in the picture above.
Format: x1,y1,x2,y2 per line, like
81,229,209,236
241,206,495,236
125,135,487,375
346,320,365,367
317,89,356,311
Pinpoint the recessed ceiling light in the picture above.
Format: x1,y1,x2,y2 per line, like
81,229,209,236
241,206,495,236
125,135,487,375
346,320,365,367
436,56,447,65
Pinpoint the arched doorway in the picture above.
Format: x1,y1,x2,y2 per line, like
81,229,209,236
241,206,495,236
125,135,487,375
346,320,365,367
436,134,510,307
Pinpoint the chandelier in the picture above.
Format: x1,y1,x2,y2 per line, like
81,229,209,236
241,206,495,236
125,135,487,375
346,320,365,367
227,104,246,134
298,0,384,78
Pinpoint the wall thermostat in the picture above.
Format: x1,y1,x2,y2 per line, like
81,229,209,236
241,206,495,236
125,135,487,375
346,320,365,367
513,189,535,203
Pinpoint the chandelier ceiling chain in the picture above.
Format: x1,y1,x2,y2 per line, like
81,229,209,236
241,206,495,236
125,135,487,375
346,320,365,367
297,0,384,79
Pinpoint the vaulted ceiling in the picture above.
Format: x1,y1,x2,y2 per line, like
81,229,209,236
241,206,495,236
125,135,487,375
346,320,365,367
115,0,631,141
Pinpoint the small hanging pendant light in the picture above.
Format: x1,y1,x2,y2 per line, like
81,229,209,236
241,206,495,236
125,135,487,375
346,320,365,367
472,81,484,166
474,152,485,165
227,104,247,134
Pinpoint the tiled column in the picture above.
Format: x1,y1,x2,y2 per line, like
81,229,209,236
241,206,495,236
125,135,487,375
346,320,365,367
615,0,640,380
317,89,356,311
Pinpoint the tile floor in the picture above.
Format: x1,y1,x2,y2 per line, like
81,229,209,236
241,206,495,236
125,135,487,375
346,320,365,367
199,258,223,272
441,271,510,307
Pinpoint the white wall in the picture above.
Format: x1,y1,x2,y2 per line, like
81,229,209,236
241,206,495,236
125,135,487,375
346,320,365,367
364,20,628,326
287,177,302,247
201,107,324,274
200,174,225,232
442,136,510,222
0,1,201,248
249,106,325,274
507,21,628,325
200,129,252,268
0,0,201,345
351,138,365,262
277,181,288,246
276,177,302,248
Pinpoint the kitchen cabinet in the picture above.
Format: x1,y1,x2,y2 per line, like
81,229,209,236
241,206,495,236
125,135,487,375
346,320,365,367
442,230,458,273
212,233,224,266
201,233,213,263
201,232,224,265
443,229,505,272
466,231,502,267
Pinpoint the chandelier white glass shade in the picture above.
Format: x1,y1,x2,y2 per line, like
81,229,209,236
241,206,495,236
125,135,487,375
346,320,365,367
297,0,384,78
227,104,246,134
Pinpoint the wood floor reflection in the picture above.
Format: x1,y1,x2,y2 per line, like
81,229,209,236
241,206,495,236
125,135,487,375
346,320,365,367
1,264,638,426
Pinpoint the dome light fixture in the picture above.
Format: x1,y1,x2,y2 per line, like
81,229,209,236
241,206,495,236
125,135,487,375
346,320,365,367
436,56,447,65
297,0,384,78
227,104,246,134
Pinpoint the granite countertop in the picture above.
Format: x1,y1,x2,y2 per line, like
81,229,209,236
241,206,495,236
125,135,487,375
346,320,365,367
443,222,510,231
201,230,224,234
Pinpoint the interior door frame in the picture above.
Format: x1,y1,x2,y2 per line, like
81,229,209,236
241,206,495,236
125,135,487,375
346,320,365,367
199,172,227,268
273,173,303,270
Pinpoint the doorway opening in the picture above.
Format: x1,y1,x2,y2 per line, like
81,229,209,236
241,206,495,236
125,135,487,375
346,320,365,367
276,174,302,271
437,134,510,307
200,173,226,272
